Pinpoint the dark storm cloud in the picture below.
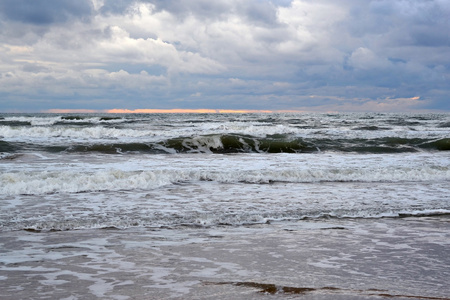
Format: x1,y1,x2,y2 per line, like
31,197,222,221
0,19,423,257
410,28,450,47
352,0,450,47
0,0,93,25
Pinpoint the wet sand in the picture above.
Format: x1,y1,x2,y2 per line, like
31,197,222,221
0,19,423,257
1,218,449,299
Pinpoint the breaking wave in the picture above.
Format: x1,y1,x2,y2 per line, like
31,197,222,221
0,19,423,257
2,164,449,196
0,115,127,126
2,134,450,154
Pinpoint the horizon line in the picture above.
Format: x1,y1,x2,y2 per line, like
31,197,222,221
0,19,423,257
43,108,307,114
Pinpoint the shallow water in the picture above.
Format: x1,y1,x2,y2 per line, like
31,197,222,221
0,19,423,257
1,218,449,299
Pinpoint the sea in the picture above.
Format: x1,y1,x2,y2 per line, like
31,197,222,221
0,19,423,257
0,112,449,299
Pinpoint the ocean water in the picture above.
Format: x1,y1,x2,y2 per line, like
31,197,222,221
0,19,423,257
0,112,449,299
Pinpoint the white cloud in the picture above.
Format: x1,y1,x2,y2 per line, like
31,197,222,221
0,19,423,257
348,47,391,70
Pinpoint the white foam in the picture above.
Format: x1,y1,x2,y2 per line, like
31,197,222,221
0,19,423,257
0,170,172,195
2,116,126,126
2,179,449,230
0,126,155,141
1,164,448,196
1,152,449,196
181,135,224,153
3,116,62,126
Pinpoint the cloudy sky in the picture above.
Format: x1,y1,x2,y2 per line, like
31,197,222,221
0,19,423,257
0,0,449,112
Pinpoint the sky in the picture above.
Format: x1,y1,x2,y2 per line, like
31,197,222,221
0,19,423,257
0,0,449,113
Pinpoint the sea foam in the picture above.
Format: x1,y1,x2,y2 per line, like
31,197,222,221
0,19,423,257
1,163,449,195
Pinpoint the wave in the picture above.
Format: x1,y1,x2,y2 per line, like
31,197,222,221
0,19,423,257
160,135,316,153
0,140,18,152
1,112,448,154
0,120,32,126
0,126,155,141
6,208,450,232
160,135,450,153
0,152,22,160
2,134,450,154
2,165,449,195
352,126,392,131
0,115,127,126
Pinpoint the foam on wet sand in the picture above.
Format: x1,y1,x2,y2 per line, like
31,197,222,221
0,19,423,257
1,218,449,299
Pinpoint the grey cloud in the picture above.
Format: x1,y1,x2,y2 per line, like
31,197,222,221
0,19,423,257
348,0,450,47
143,0,281,26
0,0,448,112
22,63,50,73
325,1,449,89
100,0,138,16
269,0,292,7
0,0,93,25
148,0,231,20
242,0,279,26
